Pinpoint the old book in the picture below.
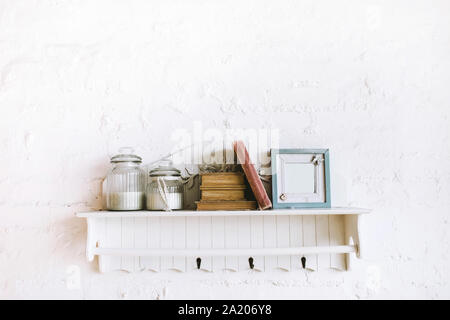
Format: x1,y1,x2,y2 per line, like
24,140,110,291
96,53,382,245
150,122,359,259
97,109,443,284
200,186,247,201
196,200,257,211
233,141,273,210
201,172,245,187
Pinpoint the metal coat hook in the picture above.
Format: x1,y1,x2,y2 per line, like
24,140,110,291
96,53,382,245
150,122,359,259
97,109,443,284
196,257,202,270
301,257,307,269
249,257,255,270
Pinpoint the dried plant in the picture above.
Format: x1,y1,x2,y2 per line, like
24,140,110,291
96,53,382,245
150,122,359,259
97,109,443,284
198,163,241,173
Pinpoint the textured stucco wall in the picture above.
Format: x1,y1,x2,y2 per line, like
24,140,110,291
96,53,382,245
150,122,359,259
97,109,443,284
0,0,449,299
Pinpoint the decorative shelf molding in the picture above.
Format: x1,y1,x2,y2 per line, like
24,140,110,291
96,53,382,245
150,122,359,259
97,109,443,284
77,208,370,273
77,207,370,218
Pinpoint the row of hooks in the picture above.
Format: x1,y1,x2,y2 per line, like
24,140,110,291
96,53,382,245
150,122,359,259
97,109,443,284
195,257,308,270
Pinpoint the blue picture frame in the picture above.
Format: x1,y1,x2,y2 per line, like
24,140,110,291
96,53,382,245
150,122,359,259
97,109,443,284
271,149,331,209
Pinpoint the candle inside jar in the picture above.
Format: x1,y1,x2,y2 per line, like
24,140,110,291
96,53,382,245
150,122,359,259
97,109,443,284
147,192,183,210
107,192,145,211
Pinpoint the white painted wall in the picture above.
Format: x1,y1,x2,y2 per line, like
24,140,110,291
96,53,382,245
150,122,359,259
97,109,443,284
1,0,449,299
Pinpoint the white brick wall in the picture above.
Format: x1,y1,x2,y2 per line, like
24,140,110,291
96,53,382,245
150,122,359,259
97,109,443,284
0,0,449,299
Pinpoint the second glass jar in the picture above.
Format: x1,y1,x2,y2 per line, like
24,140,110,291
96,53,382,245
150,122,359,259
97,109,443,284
146,161,184,211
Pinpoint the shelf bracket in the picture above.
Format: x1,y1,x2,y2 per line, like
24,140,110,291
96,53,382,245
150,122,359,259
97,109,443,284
344,214,363,270
86,217,98,262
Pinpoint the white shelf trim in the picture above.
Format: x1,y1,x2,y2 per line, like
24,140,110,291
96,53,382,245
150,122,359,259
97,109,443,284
94,246,357,257
76,207,371,218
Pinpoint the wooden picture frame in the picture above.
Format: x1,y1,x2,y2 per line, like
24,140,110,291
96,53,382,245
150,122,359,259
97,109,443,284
271,149,331,209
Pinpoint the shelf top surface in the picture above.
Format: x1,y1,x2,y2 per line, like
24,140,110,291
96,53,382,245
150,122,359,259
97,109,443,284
76,207,371,218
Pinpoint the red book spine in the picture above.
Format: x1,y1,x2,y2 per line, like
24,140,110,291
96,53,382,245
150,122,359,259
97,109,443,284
233,141,272,210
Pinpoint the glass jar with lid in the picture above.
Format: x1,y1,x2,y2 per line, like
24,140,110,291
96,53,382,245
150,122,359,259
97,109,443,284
146,160,184,211
105,148,146,211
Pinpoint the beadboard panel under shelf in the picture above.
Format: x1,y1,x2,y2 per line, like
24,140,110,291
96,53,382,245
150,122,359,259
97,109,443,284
77,208,369,273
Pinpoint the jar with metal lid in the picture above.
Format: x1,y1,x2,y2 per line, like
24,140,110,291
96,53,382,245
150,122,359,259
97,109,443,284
105,148,146,211
146,160,184,211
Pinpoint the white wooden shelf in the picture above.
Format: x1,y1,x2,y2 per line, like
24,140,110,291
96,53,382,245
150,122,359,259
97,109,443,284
76,207,370,273
77,207,370,218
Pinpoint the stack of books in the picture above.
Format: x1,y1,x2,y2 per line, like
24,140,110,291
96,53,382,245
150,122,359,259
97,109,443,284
196,172,257,211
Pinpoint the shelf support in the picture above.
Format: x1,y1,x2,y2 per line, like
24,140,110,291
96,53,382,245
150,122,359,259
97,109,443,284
86,217,98,262
344,214,363,270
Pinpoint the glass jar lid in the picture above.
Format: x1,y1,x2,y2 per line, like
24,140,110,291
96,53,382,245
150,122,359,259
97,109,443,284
149,160,181,177
111,147,142,163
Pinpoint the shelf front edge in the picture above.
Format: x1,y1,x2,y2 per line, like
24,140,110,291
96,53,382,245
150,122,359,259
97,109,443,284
76,207,371,218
